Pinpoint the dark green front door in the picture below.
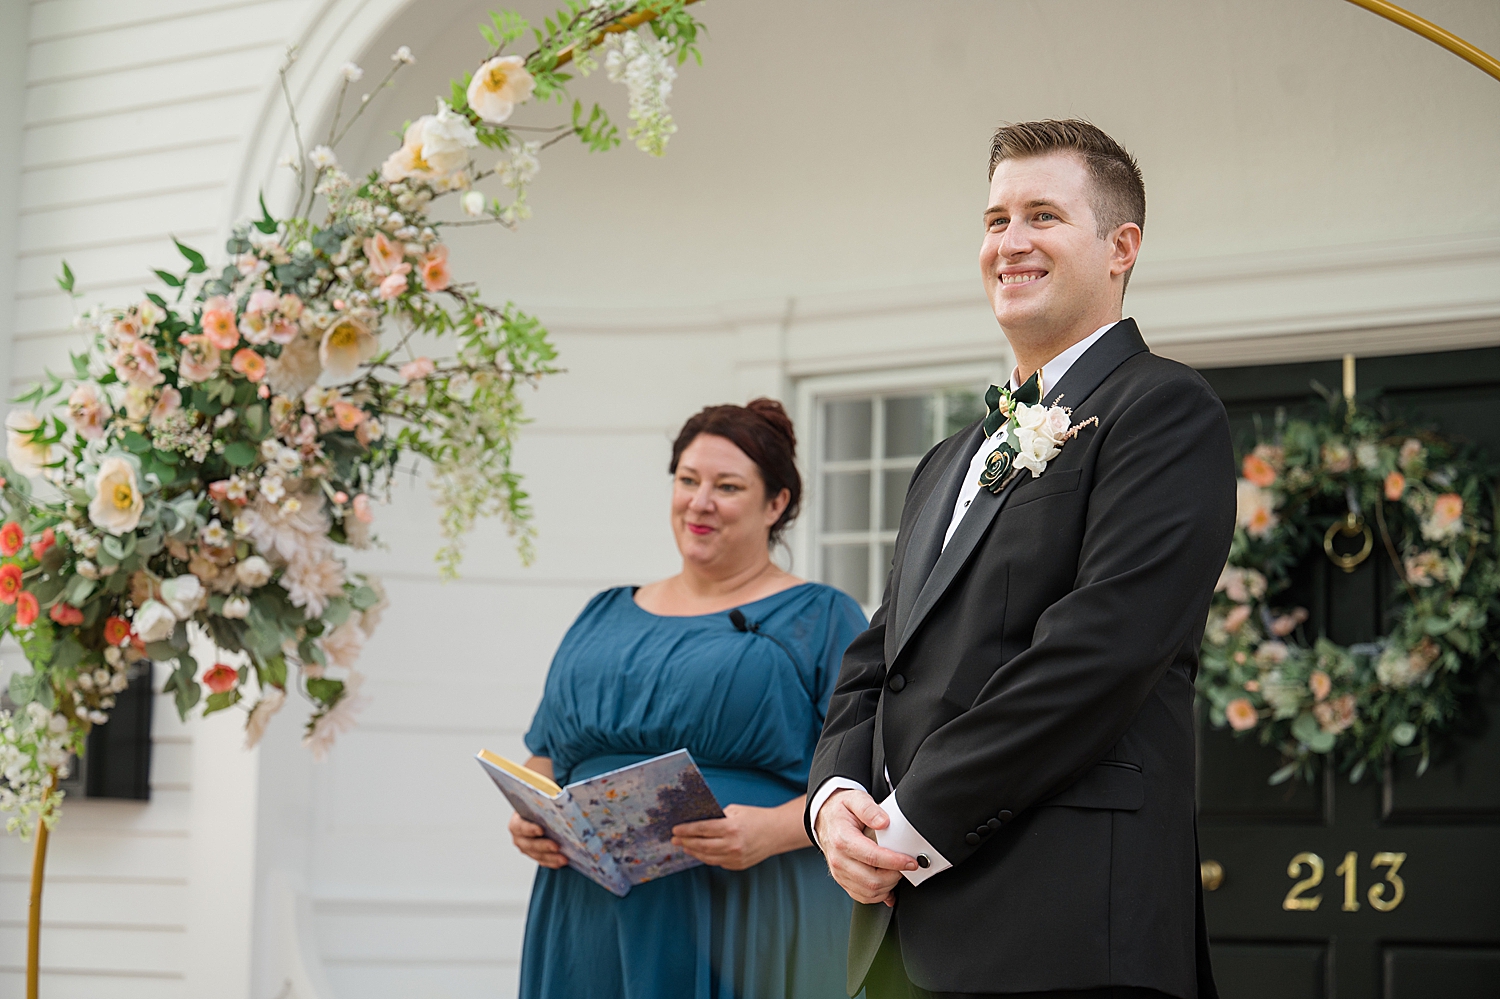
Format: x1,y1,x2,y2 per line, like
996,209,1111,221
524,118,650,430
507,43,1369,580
1196,347,1500,999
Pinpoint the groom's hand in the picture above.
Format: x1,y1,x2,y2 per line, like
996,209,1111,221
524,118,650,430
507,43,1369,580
816,789,918,906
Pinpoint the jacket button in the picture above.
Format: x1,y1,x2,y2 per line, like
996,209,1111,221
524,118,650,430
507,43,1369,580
987,818,1001,831
965,832,981,846
999,810,1013,822
976,825,991,837
887,673,907,692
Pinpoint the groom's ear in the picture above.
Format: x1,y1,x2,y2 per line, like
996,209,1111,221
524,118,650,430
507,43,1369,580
1110,222,1143,296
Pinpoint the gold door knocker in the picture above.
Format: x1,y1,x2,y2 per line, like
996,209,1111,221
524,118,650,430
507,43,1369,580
1324,512,1373,573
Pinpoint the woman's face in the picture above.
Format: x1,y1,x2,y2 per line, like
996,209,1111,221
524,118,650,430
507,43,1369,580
671,433,789,570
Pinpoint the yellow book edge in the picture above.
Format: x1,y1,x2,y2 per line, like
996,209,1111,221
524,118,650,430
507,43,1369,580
477,748,563,797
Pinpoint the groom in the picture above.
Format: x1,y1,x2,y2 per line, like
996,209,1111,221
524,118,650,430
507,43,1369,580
807,120,1234,999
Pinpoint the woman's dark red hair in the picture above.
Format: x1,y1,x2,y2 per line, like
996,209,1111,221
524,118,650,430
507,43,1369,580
669,398,801,546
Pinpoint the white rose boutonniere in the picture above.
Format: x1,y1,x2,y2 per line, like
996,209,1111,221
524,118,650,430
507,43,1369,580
977,373,1099,491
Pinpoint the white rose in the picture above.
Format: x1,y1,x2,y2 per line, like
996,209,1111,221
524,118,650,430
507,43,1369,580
1040,405,1072,442
461,190,486,218
1014,428,1062,476
1013,402,1049,433
133,600,177,643
6,409,56,478
236,556,273,588
88,455,145,535
380,102,477,187
221,595,251,619
160,575,205,620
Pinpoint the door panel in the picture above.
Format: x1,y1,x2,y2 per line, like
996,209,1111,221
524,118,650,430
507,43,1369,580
1196,346,1500,999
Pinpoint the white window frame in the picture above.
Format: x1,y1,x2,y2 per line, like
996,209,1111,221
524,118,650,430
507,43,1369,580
791,360,1008,613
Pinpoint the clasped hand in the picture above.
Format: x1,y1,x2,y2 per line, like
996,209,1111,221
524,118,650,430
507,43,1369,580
814,789,919,907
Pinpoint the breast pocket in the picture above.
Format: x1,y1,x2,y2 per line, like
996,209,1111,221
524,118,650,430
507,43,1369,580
1037,760,1144,811
1005,467,1082,511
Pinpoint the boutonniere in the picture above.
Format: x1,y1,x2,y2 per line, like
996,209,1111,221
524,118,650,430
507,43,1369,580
977,372,1099,493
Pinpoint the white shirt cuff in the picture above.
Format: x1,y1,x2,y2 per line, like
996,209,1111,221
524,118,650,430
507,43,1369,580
874,789,952,886
809,777,867,849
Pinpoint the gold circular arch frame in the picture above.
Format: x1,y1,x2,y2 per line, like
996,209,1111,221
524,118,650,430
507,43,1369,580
1345,0,1500,83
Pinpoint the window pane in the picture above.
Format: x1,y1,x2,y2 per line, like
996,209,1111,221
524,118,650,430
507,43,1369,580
822,471,871,531
883,395,934,458
824,399,873,461
823,544,870,604
944,388,986,436
882,467,916,530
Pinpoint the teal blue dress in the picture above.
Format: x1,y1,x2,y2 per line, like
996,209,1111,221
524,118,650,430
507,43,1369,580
519,583,867,999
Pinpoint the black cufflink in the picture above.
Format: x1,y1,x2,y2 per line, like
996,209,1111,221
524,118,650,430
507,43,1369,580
916,854,930,869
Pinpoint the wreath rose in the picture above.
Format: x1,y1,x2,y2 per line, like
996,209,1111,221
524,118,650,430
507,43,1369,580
1196,397,1499,783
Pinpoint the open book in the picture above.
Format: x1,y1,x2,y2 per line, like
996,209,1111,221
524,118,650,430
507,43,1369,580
476,748,724,897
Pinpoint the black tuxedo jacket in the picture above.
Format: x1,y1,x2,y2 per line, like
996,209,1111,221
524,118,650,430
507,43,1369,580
807,320,1233,998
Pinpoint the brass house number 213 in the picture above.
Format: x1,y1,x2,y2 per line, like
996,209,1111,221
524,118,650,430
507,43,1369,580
1283,851,1407,912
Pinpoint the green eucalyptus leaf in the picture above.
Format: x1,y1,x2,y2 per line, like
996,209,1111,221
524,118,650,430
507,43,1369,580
224,442,257,468
122,430,152,454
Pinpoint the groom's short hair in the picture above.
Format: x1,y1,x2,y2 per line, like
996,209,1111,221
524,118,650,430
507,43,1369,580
988,120,1145,241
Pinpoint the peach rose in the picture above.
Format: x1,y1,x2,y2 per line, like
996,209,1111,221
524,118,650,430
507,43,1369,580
201,296,240,350
1384,471,1405,501
1313,693,1356,735
1423,493,1464,541
1308,670,1332,702
1224,604,1252,633
363,232,406,277
150,386,183,426
232,347,267,382
177,334,221,383
378,266,410,301
333,401,367,431
1226,697,1258,732
203,663,239,695
114,338,165,388
420,245,451,291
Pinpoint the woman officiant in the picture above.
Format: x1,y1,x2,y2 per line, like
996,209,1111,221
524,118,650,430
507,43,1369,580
510,399,866,999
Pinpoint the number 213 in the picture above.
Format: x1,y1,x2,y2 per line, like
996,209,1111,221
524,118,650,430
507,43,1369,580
1282,851,1406,912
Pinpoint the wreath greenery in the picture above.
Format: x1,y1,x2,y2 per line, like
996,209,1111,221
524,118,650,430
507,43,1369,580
1195,393,1499,784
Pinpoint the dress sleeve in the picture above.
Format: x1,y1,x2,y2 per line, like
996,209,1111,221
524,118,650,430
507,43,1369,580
522,588,616,759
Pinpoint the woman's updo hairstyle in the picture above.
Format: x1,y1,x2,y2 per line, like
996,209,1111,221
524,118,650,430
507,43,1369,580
669,398,802,546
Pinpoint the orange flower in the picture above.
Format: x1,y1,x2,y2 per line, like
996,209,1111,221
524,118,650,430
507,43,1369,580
203,663,239,694
333,400,367,431
1223,604,1251,633
15,590,38,627
1241,454,1276,488
103,616,132,645
1226,697,1258,732
0,562,20,603
30,527,55,560
49,602,84,626
0,521,22,556
1308,670,1332,702
232,347,267,382
201,305,240,351
1383,471,1405,501
1433,493,1463,528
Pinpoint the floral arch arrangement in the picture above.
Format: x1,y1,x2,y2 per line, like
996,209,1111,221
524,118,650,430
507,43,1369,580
0,12,711,986
1196,389,1499,784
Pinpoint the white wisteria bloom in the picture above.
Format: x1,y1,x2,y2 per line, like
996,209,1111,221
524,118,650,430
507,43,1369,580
498,141,541,189
88,455,145,535
602,30,678,156
467,55,535,124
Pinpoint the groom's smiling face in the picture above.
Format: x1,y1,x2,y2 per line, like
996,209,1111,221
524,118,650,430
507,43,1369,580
979,152,1124,340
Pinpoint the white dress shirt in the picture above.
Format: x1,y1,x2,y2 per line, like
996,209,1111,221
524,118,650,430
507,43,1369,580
810,321,1120,886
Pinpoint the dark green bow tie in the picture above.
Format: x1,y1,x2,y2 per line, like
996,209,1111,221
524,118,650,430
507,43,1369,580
982,371,1041,437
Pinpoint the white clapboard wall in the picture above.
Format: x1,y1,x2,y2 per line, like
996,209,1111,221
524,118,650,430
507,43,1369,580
2,0,1499,998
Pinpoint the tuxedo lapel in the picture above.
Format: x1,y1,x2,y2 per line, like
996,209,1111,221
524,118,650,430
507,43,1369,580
888,421,984,647
893,320,1149,661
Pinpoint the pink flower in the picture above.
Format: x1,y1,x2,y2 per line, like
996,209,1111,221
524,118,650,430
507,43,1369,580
247,289,280,314
353,494,373,523
278,293,303,319
232,347,267,382
1226,697,1258,732
29,527,55,560
114,338,165,388
399,357,435,382
150,386,183,426
1223,604,1251,633
1313,694,1356,735
420,245,451,291
1269,607,1308,637
363,232,406,276
177,334,221,383
66,383,110,440
378,265,411,301
208,480,231,502
1384,471,1405,501
269,318,299,345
